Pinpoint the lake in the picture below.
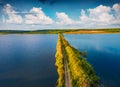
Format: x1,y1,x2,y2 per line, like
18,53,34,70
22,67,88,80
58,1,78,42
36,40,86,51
0,34,120,87
0,34,58,87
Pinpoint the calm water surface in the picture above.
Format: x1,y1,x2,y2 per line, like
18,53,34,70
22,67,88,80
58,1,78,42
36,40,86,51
65,34,120,87
0,34,58,87
0,34,120,87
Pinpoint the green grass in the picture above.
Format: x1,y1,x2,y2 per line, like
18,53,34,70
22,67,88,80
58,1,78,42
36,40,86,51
55,34,100,87
55,34,65,87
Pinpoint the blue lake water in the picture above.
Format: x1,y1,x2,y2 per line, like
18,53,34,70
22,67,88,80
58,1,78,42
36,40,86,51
65,34,120,87
0,34,120,87
0,34,58,87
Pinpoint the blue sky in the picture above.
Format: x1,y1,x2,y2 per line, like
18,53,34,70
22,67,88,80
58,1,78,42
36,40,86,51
0,0,120,30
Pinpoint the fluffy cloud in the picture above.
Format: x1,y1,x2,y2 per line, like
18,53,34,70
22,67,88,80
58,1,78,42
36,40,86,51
80,4,120,27
113,3,120,14
4,4,23,24
88,5,114,23
55,3,119,28
3,4,54,25
112,3,120,24
80,5,114,26
1,3,120,29
56,12,73,25
25,7,54,24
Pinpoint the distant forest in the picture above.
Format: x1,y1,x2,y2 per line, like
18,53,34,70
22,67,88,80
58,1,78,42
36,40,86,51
0,28,120,34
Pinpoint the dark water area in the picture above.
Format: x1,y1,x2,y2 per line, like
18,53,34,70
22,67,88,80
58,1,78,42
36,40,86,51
0,34,120,87
65,34,120,87
0,34,58,87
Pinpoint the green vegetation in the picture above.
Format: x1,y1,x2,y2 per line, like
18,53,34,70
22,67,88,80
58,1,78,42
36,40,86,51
65,46,99,87
0,29,75,34
55,35,65,87
55,34,100,87
0,28,120,34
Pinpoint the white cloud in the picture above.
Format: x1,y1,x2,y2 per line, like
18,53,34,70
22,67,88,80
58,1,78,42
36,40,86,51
2,4,54,25
1,3,120,30
88,5,114,23
112,3,120,24
80,5,114,26
113,3,120,13
25,7,54,24
56,12,73,25
79,4,120,27
80,9,89,23
4,4,23,24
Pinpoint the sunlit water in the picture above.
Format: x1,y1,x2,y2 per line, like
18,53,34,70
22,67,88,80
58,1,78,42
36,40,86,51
0,34,120,87
65,34,120,87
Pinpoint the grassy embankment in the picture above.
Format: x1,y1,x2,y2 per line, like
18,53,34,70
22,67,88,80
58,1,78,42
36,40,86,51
55,34,65,87
0,28,120,34
55,34,99,87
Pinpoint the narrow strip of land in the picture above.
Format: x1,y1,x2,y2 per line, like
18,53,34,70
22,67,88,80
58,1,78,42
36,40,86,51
61,34,72,87
55,34,100,87
64,57,72,87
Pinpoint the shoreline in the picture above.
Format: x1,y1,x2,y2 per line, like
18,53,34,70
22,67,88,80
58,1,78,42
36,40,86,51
0,28,120,34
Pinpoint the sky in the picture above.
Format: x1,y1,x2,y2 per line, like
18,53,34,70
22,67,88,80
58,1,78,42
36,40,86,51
0,0,120,30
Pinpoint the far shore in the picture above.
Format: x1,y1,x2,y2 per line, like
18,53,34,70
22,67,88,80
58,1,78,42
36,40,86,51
0,28,120,34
